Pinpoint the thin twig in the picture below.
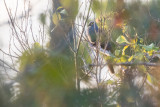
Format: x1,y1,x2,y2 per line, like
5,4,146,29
0,49,18,58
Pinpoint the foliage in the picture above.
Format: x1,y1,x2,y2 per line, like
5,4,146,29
15,42,76,106
87,0,160,106
2,0,160,107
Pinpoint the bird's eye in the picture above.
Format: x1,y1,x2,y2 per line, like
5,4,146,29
88,22,94,26
91,22,94,25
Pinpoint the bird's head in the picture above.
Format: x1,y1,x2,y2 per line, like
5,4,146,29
88,21,98,32
88,21,97,27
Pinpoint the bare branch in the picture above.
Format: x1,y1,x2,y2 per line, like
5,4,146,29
0,59,19,72
88,62,160,67
0,49,18,59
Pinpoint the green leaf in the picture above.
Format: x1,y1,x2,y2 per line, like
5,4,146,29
115,50,120,56
140,43,159,51
141,44,154,51
134,53,144,61
116,35,130,44
139,38,143,43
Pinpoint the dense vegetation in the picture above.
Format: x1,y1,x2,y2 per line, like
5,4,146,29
1,0,160,107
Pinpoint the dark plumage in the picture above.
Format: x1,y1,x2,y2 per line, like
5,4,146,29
87,21,98,45
87,21,114,74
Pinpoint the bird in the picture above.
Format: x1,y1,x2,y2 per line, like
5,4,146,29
87,21,115,74
87,21,98,45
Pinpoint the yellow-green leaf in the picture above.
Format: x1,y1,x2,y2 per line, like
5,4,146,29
116,35,130,44
147,73,153,84
139,38,143,43
130,38,136,44
148,50,153,56
115,50,120,56
122,45,129,55
120,56,127,62
128,55,133,62
134,53,144,61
